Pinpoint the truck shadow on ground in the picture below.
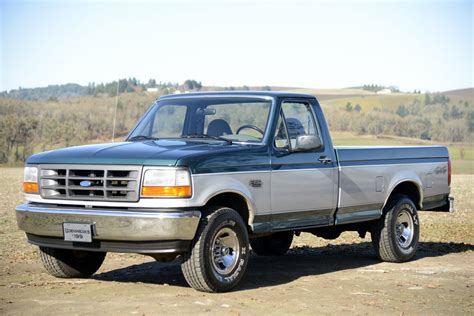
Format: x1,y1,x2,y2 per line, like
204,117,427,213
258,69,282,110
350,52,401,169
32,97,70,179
93,241,473,291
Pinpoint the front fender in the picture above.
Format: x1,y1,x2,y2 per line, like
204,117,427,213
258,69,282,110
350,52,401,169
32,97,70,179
191,174,258,225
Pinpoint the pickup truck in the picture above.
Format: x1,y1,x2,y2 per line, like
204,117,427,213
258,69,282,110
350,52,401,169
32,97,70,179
16,91,454,292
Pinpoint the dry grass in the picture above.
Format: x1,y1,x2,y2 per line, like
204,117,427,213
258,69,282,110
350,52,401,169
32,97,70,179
320,93,422,111
293,174,473,252
0,169,37,266
0,169,472,315
0,168,472,266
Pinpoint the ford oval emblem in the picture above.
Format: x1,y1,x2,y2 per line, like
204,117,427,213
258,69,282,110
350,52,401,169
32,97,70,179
79,180,92,187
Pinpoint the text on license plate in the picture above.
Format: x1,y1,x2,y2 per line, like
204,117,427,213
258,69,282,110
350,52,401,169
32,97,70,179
63,223,93,243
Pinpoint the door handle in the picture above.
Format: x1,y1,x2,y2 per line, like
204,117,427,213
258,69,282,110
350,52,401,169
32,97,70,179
318,155,332,164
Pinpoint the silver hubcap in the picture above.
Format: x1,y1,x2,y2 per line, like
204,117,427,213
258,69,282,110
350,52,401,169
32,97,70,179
395,210,414,248
210,227,240,275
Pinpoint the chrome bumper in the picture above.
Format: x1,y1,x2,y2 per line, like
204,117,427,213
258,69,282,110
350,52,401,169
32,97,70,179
16,203,201,242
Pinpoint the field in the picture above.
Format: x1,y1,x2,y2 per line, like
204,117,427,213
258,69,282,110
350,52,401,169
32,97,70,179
1,86,472,170
322,94,422,111
0,168,473,315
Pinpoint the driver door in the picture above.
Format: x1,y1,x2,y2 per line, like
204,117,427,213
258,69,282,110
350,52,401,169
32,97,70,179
270,99,338,230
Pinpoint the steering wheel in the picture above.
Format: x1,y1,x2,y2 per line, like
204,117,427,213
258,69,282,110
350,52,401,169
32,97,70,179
236,124,264,136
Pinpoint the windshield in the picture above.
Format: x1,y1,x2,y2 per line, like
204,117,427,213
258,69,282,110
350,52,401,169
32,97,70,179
128,97,272,143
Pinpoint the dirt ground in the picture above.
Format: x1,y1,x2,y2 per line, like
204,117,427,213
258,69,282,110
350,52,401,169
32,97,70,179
1,168,473,315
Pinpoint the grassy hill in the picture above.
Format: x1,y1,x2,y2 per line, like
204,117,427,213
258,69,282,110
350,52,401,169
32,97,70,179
282,87,376,101
320,93,421,111
443,88,474,99
0,84,472,174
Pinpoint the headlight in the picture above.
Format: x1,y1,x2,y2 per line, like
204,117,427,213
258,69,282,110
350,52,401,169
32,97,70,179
141,168,192,197
23,166,39,194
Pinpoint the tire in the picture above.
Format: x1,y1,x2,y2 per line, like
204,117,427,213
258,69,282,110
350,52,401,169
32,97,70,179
181,207,250,293
39,247,106,278
371,194,420,262
250,231,294,256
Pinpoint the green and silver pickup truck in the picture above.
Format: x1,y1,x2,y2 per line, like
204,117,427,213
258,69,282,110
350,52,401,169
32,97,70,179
16,91,454,292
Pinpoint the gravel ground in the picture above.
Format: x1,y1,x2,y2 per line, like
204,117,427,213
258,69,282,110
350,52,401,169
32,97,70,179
1,168,473,315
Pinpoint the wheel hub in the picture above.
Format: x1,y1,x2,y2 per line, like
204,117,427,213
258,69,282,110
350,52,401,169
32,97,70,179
395,210,414,248
210,227,240,275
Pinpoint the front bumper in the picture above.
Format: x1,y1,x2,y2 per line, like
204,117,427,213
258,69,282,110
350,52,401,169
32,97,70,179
16,203,201,253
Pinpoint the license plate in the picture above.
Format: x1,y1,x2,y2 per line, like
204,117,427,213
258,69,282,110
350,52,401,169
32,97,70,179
63,223,93,243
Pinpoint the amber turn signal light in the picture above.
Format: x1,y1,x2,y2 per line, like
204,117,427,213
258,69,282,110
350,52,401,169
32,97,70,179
141,186,192,197
23,182,39,194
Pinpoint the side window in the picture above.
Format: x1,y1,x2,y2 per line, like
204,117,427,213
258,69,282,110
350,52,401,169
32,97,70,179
280,101,322,149
274,111,290,149
151,105,186,137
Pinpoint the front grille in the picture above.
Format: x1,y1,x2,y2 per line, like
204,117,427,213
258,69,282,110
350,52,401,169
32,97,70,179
38,165,142,202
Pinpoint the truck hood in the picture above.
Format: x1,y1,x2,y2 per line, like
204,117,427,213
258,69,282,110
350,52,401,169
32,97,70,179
26,139,250,166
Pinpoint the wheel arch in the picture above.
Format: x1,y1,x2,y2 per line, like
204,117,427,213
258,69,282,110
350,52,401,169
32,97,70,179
383,178,423,210
203,190,255,229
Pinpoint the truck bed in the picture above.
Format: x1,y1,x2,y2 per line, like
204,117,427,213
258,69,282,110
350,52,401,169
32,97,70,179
334,146,450,224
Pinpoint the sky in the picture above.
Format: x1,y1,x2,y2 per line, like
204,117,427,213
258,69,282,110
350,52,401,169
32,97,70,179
1,0,472,92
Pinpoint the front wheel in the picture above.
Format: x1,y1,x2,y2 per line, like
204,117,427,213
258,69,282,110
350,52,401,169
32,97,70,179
181,207,250,292
39,247,106,278
371,194,420,262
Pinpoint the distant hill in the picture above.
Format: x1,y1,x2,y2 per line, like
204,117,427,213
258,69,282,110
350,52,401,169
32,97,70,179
443,88,474,102
1,82,472,166
0,79,271,101
282,87,375,101
0,83,89,100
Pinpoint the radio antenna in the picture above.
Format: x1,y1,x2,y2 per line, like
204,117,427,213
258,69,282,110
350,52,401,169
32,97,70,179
112,78,119,142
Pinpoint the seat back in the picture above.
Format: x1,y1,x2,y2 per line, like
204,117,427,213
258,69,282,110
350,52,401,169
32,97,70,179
286,118,306,138
207,119,232,136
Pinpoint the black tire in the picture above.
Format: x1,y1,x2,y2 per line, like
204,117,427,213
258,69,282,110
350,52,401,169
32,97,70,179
371,194,420,262
181,207,250,293
250,231,294,256
39,247,106,278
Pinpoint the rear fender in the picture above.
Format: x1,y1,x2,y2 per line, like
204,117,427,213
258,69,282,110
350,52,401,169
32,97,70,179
383,171,424,210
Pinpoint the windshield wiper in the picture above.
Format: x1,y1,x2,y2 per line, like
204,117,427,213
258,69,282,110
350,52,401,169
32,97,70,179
128,135,159,141
183,134,232,144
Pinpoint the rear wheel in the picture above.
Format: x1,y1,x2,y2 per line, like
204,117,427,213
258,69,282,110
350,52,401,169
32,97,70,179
181,207,250,292
250,231,294,256
371,194,420,262
39,247,106,278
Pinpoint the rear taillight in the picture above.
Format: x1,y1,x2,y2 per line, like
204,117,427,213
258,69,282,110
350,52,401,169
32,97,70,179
448,159,452,186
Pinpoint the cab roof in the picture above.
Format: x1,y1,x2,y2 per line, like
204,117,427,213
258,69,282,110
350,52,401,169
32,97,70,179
158,91,316,100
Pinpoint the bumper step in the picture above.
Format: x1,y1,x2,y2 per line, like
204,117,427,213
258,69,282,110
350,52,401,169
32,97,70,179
27,233,192,254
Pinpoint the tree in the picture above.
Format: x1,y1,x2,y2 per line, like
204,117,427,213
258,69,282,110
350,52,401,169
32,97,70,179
467,111,474,133
450,105,463,119
396,105,409,117
118,79,128,93
345,102,353,112
147,79,157,88
424,93,432,105
354,104,362,112
183,80,202,91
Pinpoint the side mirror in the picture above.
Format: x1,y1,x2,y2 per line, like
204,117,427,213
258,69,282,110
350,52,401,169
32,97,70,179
293,134,322,152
